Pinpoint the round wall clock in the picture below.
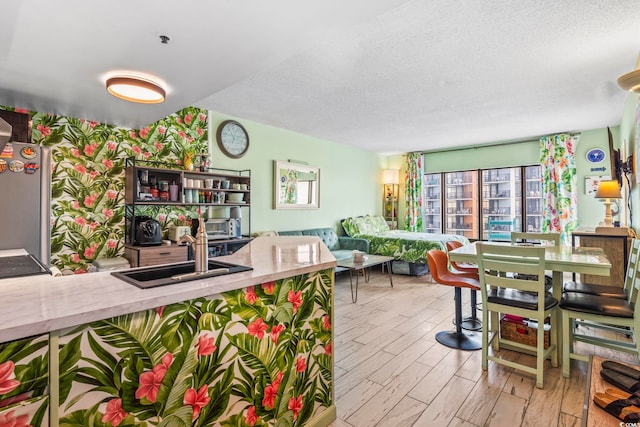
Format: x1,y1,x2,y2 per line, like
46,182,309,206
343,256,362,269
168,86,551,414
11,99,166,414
216,120,249,158
586,148,606,163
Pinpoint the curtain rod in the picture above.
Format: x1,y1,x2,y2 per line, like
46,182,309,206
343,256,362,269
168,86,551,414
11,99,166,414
420,131,581,155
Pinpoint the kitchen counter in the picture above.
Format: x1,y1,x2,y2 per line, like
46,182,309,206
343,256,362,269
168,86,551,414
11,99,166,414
0,235,336,343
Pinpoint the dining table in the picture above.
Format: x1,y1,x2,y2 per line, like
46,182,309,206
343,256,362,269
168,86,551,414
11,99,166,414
448,241,612,364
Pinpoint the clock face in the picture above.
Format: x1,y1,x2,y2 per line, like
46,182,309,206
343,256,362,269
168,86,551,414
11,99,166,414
586,148,606,163
217,120,249,158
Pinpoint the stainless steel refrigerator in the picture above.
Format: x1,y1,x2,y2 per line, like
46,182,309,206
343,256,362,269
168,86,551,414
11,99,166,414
0,141,51,268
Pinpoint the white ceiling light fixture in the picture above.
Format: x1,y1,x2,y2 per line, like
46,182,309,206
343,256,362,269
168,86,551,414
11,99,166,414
617,54,640,93
106,76,166,104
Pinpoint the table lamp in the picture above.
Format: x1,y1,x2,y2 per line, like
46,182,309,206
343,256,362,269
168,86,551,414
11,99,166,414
595,180,622,227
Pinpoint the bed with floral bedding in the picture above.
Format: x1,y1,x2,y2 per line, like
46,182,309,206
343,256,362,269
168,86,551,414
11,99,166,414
341,215,469,264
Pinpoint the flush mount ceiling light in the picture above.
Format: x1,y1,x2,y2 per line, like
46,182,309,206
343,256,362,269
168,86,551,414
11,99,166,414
106,76,166,104
617,54,640,93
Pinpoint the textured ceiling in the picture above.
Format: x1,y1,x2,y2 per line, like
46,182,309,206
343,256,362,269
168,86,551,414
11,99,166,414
0,0,638,154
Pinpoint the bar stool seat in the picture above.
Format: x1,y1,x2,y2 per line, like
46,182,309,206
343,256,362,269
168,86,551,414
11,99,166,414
427,249,482,351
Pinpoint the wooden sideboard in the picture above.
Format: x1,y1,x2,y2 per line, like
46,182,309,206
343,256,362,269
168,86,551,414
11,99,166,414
572,228,632,287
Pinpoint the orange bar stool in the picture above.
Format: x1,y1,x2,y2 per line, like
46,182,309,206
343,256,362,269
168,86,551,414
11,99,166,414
446,240,482,331
427,249,482,350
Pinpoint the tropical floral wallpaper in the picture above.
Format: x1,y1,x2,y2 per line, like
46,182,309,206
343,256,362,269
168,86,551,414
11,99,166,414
57,270,333,426
0,334,49,426
0,105,208,274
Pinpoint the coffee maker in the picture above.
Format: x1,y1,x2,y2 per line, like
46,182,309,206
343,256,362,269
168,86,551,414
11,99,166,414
229,206,242,238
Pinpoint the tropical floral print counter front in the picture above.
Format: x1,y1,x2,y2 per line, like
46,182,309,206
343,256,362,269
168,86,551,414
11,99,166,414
0,269,334,426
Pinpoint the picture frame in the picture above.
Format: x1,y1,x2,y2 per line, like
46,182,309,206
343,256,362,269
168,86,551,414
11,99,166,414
273,160,320,209
585,175,610,195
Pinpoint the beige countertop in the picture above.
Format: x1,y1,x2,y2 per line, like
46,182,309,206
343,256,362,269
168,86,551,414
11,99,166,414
0,236,336,343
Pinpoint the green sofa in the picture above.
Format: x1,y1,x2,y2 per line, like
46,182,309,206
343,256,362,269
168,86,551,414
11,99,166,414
278,227,370,262
341,214,469,275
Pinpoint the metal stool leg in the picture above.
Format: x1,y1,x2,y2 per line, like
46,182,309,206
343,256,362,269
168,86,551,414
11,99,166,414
436,287,482,351
461,289,482,331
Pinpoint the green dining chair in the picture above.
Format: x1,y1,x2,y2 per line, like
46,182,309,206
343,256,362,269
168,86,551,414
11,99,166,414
560,238,640,378
563,238,640,299
476,243,559,389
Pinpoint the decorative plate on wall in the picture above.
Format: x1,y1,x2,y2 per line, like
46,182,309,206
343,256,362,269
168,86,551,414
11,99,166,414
586,148,606,163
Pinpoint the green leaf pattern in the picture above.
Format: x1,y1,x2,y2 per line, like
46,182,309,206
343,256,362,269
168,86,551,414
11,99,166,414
0,335,49,426
57,269,333,426
0,105,208,274
539,134,579,245
342,215,468,263
405,153,423,231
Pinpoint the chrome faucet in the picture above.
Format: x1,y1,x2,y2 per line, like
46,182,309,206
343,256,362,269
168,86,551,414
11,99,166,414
178,216,208,273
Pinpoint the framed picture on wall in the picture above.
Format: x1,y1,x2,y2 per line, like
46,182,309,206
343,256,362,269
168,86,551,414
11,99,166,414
585,175,610,195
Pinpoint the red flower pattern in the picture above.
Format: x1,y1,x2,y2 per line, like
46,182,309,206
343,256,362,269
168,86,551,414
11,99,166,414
196,334,216,356
135,353,173,403
296,357,306,373
184,385,210,420
36,123,51,137
0,362,19,394
262,383,277,409
270,324,285,344
245,405,258,426
244,286,258,304
101,398,128,426
261,281,275,294
322,314,331,330
288,395,304,420
288,290,303,313
0,410,30,427
247,318,268,339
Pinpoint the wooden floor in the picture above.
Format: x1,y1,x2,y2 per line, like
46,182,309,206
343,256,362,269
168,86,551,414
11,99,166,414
328,269,638,427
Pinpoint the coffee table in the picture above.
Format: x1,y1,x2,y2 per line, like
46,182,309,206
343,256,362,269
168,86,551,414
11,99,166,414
336,254,394,303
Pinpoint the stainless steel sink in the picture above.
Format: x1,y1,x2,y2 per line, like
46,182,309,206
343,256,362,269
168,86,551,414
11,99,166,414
111,259,252,289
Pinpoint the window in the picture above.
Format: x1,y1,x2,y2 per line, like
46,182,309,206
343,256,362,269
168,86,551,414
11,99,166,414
422,165,542,240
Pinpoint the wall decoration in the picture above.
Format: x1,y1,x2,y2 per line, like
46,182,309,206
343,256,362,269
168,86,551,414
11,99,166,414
273,160,320,209
585,175,610,195
0,105,209,274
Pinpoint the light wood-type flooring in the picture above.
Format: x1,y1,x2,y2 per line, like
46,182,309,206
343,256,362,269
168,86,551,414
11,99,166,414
328,269,638,427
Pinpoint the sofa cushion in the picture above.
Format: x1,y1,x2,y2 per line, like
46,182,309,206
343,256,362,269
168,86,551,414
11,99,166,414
301,228,340,251
342,215,389,236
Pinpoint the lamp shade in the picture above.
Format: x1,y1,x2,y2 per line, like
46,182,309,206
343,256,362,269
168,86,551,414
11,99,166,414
383,169,399,185
106,76,166,104
595,180,622,199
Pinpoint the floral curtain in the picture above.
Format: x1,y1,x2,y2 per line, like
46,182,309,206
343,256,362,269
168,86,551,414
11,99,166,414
405,152,423,231
539,133,579,245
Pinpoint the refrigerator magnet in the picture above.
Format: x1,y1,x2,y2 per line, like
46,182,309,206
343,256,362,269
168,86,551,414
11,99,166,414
0,159,6,173
9,160,24,172
20,146,37,159
24,162,39,174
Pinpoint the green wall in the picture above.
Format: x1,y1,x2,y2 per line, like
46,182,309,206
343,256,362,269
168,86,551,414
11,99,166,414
206,111,386,233
574,127,621,227
620,93,639,232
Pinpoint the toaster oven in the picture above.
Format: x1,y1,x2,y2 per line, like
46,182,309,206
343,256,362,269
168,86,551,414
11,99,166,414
205,218,241,239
